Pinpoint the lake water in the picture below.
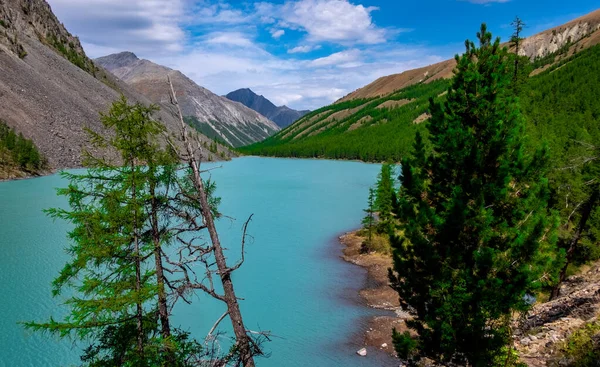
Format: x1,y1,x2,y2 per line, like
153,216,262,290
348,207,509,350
0,157,396,367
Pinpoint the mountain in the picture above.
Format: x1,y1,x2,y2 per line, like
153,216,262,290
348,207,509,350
0,0,232,172
225,88,310,128
241,8,600,161
95,53,280,147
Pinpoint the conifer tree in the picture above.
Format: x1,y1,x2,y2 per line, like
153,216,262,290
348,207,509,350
510,17,526,87
375,163,395,233
26,97,204,366
389,25,558,366
362,187,376,252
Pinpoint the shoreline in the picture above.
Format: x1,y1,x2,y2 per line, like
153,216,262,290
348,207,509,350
0,168,54,182
338,230,410,358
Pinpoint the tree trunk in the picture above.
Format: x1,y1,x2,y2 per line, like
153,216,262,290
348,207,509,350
131,162,145,357
149,182,174,365
550,188,599,300
168,77,256,366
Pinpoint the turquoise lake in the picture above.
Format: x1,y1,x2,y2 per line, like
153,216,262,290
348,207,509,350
0,157,396,366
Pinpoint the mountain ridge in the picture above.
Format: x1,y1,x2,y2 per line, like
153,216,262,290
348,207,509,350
225,88,310,129
95,52,280,147
0,0,233,170
339,8,600,103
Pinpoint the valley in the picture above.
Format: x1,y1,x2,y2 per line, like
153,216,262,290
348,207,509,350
1,0,600,366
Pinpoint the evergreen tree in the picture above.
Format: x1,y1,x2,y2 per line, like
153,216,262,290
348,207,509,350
361,187,376,253
550,144,600,299
375,163,395,233
510,17,526,88
25,97,203,366
389,25,558,365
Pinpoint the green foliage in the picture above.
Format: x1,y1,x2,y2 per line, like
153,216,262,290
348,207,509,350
392,329,417,360
522,44,600,273
375,163,395,233
0,121,45,172
81,318,205,367
239,79,449,161
361,187,376,252
389,25,558,365
551,321,600,367
24,97,211,365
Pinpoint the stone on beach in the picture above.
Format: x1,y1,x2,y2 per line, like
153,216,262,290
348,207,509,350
357,348,367,356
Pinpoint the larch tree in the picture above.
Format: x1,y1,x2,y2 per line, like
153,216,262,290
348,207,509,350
389,24,558,366
25,97,204,366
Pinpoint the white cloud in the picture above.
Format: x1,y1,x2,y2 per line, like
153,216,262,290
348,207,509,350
47,0,186,56
310,49,361,67
204,32,256,48
276,0,386,44
190,1,251,24
270,29,285,39
46,0,448,110
288,45,321,54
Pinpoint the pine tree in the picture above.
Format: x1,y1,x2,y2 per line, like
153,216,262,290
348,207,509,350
510,17,525,86
389,24,558,366
375,163,395,234
361,187,376,252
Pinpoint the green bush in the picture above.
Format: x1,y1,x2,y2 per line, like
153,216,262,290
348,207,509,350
552,321,600,366
0,121,45,171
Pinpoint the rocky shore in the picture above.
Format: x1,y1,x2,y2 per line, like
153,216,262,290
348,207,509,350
339,231,409,358
340,230,600,366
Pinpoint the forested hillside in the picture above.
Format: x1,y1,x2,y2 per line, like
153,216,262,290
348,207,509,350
349,34,600,366
0,121,46,179
521,44,600,273
240,79,449,161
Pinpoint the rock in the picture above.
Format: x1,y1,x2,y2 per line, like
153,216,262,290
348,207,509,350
357,348,367,356
530,334,538,341
381,343,388,348
520,338,531,346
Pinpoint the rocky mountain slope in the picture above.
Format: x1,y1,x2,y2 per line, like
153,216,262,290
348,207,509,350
225,88,309,128
339,8,600,103
0,0,232,170
95,53,280,147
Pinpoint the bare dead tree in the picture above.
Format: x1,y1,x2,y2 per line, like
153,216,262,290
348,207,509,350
164,75,266,366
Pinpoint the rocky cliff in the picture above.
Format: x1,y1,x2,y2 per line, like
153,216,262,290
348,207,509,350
0,0,232,169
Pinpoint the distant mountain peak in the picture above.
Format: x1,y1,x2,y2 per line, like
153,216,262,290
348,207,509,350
95,53,279,147
95,51,141,69
226,89,310,128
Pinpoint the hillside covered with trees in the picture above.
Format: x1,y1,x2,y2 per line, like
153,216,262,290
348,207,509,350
0,121,46,179
349,32,600,366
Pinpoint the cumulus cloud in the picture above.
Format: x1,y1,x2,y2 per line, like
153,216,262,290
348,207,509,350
258,0,387,45
47,0,186,55
46,0,447,110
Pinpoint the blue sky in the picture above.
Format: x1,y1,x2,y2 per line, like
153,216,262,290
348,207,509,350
47,0,599,110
